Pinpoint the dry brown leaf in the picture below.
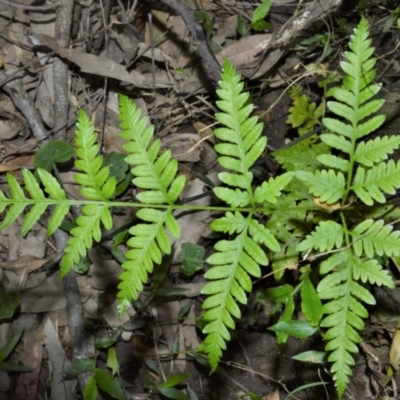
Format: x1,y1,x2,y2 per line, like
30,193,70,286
161,133,203,162
313,197,342,212
0,164,20,172
0,120,21,140
44,318,75,400
29,34,166,89
264,389,280,400
217,34,272,69
0,254,49,274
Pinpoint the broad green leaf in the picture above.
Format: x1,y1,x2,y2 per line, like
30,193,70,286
93,369,126,400
178,242,205,276
0,330,23,363
63,358,94,375
159,373,190,388
83,375,98,400
107,347,119,376
158,387,189,400
34,139,74,171
268,320,317,339
292,351,328,363
301,275,323,326
252,0,272,24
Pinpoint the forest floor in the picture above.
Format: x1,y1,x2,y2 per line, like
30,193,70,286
1,0,400,399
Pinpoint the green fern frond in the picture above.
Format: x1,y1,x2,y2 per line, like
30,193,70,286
213,187,250,208
352,258,394,287
36,168,70,235
201,223,265,370
213,60,266,200
0,173,31,232
61,204,110,276
253,172,294,204
354,135,400,167
352,160,400,205
60,109,116,276
317,250,368,395
297,221,344,252
200,60,291,370
117,95,185,314
74,109,116,201
0,169,70,237
272,136,329,172
316,247,394,396
286,85,324,134
293,17,398,396
296,170,345,204
351,219,400,258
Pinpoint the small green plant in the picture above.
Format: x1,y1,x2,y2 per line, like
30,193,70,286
237,0,272,35
0,17,399,399
286,85,324,134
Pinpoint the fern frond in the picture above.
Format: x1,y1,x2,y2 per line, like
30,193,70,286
37,168,70,235
317,250,370,396
74,109,116,201
297,221,344,252
253,172,294,204
354,135,400,167
273,136,328,172
351,219,400,258
296,170,345,204
213,60,265,197
352,258,394,287
0,169,70,237
200,60,290,370
117,95,185,314
117,209,174,311
201,222,266,370
60,204,110,276
60,109,115,276
0,173,29,231
352,160,400,205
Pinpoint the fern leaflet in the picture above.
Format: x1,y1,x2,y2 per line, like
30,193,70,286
60,109,116,276
117,95,185,314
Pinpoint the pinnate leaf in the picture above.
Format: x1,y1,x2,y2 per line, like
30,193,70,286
297,221,344,253
296,170,345,204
